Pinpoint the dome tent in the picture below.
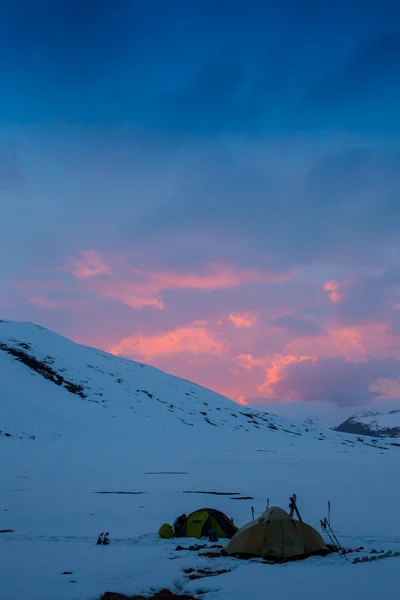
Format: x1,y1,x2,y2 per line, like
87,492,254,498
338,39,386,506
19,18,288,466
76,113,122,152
185,508,237,539
159,508,238,540
225,506,328,561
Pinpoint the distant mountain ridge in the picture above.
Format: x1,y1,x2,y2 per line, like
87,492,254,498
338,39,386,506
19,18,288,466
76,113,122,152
333,409,400,438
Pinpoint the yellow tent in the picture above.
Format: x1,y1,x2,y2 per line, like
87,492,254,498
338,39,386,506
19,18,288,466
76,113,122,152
225,506,328,560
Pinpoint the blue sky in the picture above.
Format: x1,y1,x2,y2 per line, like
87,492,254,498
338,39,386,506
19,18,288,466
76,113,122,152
2,1,400,131
1,0,400,409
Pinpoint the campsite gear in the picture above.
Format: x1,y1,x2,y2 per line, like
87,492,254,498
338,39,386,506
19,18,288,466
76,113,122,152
208,526,218,542
225,506,329,561
320,518,346,560
176,544,208,552
289,494,302,521
103,532,110,545
159,523,174,539
328,501,331,525
353,550,400,564
176,543,224,552
96,532,104,545
251,507,255,520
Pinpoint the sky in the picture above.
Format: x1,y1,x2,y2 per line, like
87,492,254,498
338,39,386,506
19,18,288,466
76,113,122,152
1,0,400,421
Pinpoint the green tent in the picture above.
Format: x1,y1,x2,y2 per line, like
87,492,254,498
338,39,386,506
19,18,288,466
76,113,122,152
159,508,238,540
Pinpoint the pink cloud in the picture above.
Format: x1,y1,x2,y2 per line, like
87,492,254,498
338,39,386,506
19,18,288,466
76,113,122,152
237,396,248,405
95,284,165,310
234,319,400,405
258,354,312,398
288,321,400,362
237,353,268,371
136,264,290,291
227,367,240,375
324,280,343,302
324,279,352,303
108,321,229,360
68,255,292,311
370,378,400,400
12,252,400,410
228,312,258,328
260,355,400,406
68,250,113,280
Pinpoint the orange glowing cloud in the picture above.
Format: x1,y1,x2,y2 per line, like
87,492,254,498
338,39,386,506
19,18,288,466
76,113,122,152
228,312,258,328
235,321,400,403
287,321,399,362
287,325,366,362
68,250,113,280
237,353,268,371
258,354,312,397
108,322,228,360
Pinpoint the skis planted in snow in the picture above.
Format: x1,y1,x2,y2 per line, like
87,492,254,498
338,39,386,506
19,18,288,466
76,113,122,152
96,532,104,545
320,518,347,560
289,494,302,522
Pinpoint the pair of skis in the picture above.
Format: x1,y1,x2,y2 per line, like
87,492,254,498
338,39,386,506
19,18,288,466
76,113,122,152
96,531,110,545
320,517,347,560
290,494,347,561
353,550,400,564
289,494,302,522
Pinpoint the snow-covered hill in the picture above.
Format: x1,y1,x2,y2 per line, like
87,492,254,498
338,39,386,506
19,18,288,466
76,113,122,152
0,319,396,453
1,320,400,600
0,319,326,444
334,409,400,438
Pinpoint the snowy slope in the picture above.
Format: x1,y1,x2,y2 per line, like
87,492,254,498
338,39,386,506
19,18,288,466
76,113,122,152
1,318,311,441
1,320,400,600
0,318,396,452
334,409,400,438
